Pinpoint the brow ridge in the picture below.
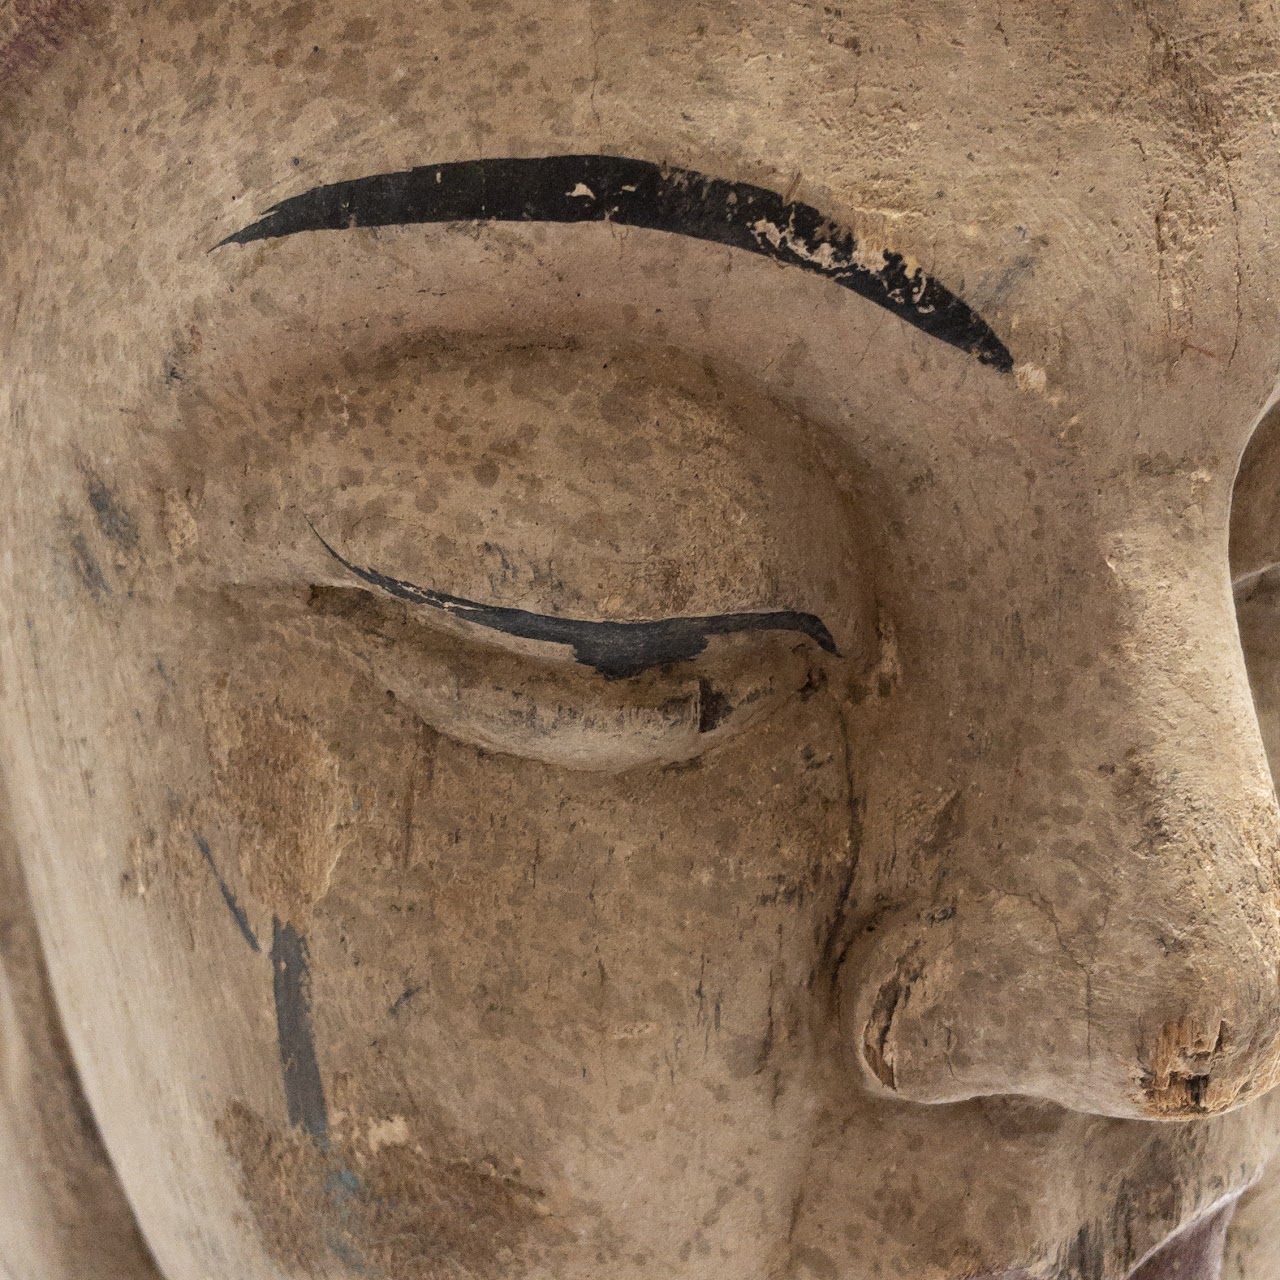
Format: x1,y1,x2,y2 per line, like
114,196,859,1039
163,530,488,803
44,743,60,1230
219,153,1012,373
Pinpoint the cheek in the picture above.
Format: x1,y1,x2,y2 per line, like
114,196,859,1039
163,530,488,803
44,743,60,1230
23,566,860,1272
207,629,860,1258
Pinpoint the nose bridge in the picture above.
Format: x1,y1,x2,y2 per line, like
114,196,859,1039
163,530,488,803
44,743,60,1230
840,507,1280,1119
1096,521,1276,845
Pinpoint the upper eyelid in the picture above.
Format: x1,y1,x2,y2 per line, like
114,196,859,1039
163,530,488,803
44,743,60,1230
308,523,840,681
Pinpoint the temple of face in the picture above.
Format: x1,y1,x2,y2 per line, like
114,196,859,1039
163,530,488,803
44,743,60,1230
4,1,1280,1278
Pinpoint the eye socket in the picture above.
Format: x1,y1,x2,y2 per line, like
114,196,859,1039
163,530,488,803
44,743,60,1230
296,583,842,773
1231,400,1280,592
180,334,876,768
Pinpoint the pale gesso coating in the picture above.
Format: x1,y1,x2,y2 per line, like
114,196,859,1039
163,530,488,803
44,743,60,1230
4,2,1280,1278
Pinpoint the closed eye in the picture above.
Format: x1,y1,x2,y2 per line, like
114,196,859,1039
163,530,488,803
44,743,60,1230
294,579,832,773
309,522,840,680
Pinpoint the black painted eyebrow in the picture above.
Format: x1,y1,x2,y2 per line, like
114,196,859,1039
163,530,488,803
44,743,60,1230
218,154,1012,373
311,526,839,681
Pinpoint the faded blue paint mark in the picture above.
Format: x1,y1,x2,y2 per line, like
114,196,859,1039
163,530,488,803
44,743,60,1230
194,833,260,952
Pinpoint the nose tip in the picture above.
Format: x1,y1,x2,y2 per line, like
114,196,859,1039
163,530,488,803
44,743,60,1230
841,864,1280,1117
836,532,1280,1119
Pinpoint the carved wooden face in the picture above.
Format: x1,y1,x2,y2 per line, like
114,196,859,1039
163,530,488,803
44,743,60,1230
5,2,1280,1277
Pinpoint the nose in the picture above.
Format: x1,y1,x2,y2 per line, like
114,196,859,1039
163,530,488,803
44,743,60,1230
839,526,1280,1119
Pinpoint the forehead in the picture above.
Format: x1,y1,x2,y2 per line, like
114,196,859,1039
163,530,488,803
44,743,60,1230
11,0,1277,168
14,1,1275,127
5,0,1280,468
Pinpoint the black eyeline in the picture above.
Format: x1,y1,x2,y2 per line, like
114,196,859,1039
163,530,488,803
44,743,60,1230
218,153,1013,373
312,526,839,681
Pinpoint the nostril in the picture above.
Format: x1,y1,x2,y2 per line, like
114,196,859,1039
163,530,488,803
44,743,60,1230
860,950,925,1092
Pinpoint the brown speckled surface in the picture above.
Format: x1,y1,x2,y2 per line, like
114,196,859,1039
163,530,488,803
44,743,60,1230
5,3,1280,1278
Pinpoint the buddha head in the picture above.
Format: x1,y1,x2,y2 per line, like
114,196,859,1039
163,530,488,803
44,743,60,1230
4,2,1280,1277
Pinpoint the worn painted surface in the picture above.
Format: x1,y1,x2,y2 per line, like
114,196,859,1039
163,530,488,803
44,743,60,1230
5,1,1280,1278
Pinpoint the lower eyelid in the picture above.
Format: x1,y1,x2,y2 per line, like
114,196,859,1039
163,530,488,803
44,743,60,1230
296,585,822,772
